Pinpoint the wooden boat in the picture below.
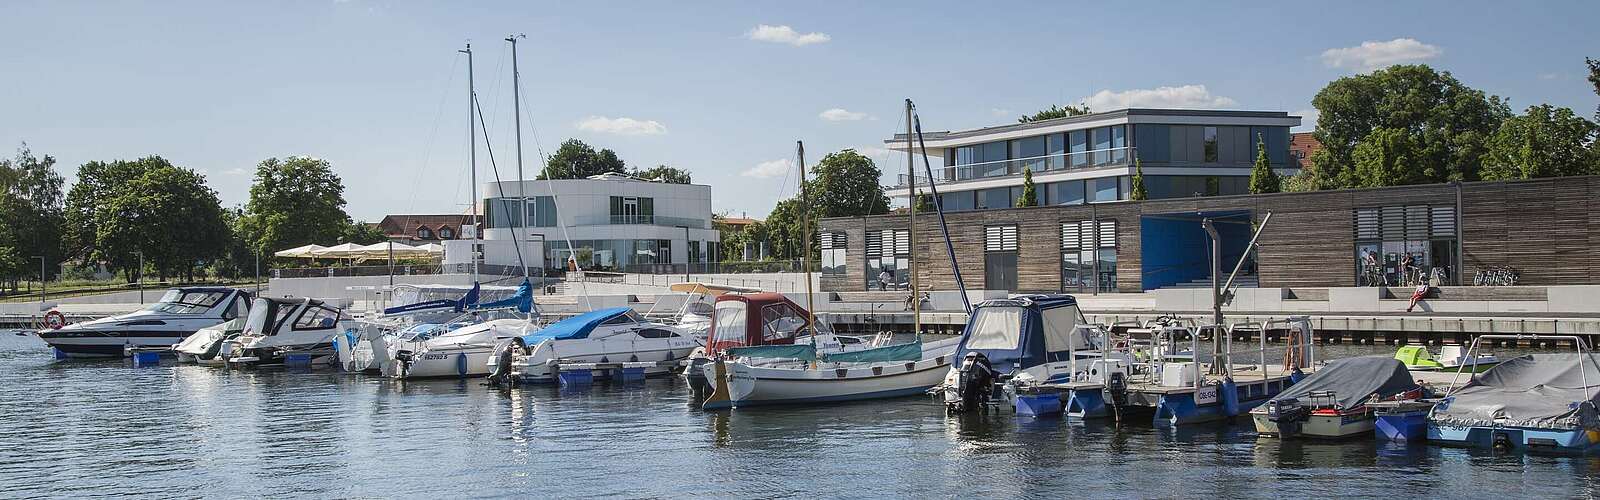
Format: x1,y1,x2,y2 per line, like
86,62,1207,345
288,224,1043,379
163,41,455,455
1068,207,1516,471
1252,356,1421,439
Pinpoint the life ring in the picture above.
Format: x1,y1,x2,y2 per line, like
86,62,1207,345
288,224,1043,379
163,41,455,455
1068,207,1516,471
43,310,67,330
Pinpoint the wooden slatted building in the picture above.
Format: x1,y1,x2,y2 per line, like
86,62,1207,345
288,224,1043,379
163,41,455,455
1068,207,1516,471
817,176,1600,293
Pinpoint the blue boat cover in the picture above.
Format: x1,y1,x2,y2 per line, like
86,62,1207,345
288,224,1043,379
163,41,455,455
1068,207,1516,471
821,341,922,363
469,279,534,314
727,344,817,361
382,282,482,315
955,294,1088,375
517,307,632,345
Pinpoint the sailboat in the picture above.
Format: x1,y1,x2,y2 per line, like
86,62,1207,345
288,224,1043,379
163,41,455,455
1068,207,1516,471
702,111,965,409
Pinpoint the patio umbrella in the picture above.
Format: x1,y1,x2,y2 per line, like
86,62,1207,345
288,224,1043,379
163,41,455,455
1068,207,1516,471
311,243,364,259
354,242,430,261
273,244,327,258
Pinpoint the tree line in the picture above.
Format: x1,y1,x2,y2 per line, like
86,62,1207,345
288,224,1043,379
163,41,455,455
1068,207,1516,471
715,149,889,262
0,150,385,286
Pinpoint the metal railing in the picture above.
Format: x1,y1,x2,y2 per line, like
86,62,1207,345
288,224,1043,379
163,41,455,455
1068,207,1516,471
895,146,1135,187
273,265,444,279
571,214,709,229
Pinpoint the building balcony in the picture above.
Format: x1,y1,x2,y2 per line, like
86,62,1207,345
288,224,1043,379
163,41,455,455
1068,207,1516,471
571,214,709,229
894,146,1134,188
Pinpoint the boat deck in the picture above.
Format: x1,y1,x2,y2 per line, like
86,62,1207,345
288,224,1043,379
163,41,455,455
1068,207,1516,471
1044,363,1316,394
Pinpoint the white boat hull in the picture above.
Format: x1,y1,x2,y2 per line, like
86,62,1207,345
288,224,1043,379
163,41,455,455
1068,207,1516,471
703,337,961,408
511,338,699,383
397,344,497,378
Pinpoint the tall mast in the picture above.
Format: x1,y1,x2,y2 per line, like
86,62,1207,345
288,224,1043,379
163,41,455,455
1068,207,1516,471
798,141,817,345
905,99,920,338
507,34,529,279
459,43,479,282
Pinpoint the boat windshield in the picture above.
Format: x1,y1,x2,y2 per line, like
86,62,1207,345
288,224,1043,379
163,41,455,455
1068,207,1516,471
244,300,295,336
710,301,748,347
965,306,1024,350
143,290,231,315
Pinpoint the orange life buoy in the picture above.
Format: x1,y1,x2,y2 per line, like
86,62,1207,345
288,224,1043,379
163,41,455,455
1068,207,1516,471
43,310,66,330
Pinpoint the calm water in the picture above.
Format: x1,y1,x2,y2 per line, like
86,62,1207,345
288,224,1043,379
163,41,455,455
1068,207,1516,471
2,333,1598,499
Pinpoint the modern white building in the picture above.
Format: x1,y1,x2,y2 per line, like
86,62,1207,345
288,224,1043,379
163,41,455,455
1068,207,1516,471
885,108,1302,208
442,173,720,273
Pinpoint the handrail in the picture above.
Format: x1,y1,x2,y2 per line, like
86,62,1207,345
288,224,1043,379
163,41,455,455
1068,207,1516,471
1445,334,1590,397
895,146,1136,187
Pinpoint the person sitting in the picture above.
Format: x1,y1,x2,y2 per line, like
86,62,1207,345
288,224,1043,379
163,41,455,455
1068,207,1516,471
1407,283,1430,312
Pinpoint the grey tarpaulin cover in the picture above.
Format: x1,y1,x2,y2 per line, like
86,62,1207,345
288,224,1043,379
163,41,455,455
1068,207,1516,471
1270,356,1415,410
1430,353,1600,430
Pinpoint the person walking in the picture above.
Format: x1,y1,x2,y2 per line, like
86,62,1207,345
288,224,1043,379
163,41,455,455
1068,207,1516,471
877,269,892,291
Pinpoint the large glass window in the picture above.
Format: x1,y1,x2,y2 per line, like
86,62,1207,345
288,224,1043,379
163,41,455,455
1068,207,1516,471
939,191,975,212
1092,127,1112,165
1062,220,1118,293
1204,126,1219,163
1111,126,1127,164
1048,181,1085,206
1046,133,1066,170
1090,177,1120,203
820,232,846,277
865,229,909,290
1015,136,1046,174
978,187,1013,210
1070,130,1088,167
1352,205,1458,286
980,141,1008,177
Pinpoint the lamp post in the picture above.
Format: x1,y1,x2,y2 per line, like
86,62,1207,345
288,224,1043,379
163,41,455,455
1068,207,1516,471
135,250,144,304
33,256,44,305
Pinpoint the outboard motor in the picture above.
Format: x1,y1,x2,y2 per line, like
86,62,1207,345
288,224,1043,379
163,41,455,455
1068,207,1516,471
487,338,521,384
952,352,996,413
1265,397,1310,436
1104,371,1128,422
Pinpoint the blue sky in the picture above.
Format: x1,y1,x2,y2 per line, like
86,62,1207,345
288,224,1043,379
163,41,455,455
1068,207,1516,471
3,1,1596,220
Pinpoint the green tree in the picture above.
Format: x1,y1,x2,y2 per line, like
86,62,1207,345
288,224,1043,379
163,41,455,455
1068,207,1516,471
1018,104,1092,123
914,192,935,212
1350,127,1425,188
538,139,627,179
1587,57,1600,115
1016,168,1039,206
64,157,155,260
808,149,891,218
1248,133,1283,194
1129,158,1149,200
342,220,388,245
0,144,65,283
1311,64,1510,186
239,156,354,261
95,164,228,281
1480,104,1600,180
762,197,805,260
631,164,692,184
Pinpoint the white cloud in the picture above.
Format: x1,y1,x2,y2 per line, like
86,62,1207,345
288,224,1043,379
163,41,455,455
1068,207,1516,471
1081,85,1238,110
853,146,891,158
1539,72,1561,80
741,158,792,178
990,108,1013,118
575,116,667,136
745,24,831,47
221,167,248,176
819,108,870,121
1292,108,1319,132
1320,38,1441,71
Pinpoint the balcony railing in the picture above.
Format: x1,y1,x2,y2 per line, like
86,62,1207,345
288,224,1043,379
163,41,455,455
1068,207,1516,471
571,214,709,229
895,146,1134,187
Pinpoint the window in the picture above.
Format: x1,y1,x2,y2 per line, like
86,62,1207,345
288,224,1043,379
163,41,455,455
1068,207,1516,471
760,303,808,342
820,232,847,276
485,198,524,228
1048,181,1085,206
1046,133,1066,170
1204,126,1219,162
938,191,975,212
710,301,748,347
418,227,433,239
636,328,681,339
984,225,1019,291
292,306,340,331
1092,127,1112,165
965,306,1023,350
978,187,1013,210
1061,220,1118,293
1069,130,1088,167
865,229,909,290
1015,136,1046,174
1353,205,1458,286
438,227,455,239
1111,126,1127,164
1090,177,1120,203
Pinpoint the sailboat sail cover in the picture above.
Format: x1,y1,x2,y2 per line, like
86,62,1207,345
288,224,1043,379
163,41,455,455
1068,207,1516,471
1431,353,1600,430
820,341,922,363
516,307,631,345
469,279,535,314
1270,355,1415,409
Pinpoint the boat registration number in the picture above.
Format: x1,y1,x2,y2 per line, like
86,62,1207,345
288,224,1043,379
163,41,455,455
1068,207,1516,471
1195,386,1219,405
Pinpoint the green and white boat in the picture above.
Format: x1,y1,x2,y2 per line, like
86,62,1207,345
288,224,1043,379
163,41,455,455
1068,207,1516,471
1395,345,1501,373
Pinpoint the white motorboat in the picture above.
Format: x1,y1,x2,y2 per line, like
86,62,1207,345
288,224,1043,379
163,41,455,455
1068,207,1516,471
338,283,523,373
224,297,354,366
38,287,252,357
173,317,247,365
932,294,1110,412
701,336,962,409
494,307,701,383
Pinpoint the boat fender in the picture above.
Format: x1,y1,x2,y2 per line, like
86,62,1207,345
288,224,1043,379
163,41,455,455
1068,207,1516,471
1220,378,1241,416
1289,368,1306,385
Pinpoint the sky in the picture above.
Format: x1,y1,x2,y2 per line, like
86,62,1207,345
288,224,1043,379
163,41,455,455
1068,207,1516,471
2,1,1596,221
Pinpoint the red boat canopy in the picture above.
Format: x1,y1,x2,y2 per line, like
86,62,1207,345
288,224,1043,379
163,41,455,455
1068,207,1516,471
705,292,813,353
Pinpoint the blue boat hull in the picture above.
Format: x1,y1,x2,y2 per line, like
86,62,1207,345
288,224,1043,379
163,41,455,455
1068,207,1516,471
1427,423,1600,454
